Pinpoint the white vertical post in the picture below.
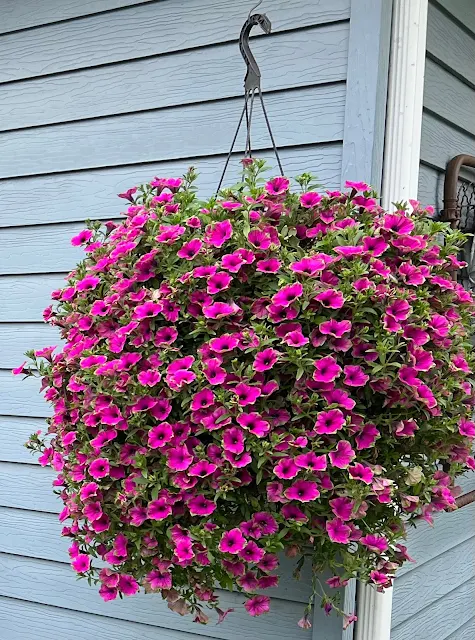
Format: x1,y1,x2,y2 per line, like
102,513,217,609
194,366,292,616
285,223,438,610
381,0,428,210
356,1,428,638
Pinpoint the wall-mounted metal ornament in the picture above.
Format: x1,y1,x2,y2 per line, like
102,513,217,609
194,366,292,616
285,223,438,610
443,154,475,290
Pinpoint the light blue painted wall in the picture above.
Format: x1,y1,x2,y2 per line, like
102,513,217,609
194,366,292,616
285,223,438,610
0,1,394,638
418,0,475,210
392,3,475,638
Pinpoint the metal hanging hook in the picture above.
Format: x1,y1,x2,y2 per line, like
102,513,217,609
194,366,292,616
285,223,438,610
239,11,271,94
216,10,284,193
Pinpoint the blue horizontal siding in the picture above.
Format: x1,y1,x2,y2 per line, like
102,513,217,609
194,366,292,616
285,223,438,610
0,0,350,83
404,2,475,638
0,1,356,639
418,0,475,209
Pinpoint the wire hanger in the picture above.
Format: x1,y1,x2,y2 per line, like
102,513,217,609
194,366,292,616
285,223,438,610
216,4,284,193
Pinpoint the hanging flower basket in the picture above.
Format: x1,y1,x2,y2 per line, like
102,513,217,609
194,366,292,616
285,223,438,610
19,159,475,627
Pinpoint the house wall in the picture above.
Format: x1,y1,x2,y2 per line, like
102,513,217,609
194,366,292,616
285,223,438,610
418,0,475,210
392,5,475,639
0,1,393,638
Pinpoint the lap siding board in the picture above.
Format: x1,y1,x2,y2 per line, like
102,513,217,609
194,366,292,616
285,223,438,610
399,2,475,638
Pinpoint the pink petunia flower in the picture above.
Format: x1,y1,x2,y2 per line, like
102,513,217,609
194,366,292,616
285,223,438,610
314,409,345,434
239,541,265,563
209,333,240,353
345,180,369,191
265,176,290,195
148,422,173,448
323,388,355,410
222,427,245,454
355,423,380,449
133,301,163,320
89,458,110,479
315,289,345,309
285,480,320,502
272,283,303,308
429,314,449,337
386,299,412,322
188,460,217,477
273,458,299,479
330,496,354,521
329,441,355,468
237,412,270,437
206,219,233,248
395,419,418,437
459,419,475,438
313,356,342,383
118,575,140,596
362,236,388,256
282,330,309,347
233,383,261,406
360,534,388,553
219,528,246,554
76,276,100,292
154,326,178,346
320,319,351,338
248,229,272,250
244,595,271,617
71,554,91,573
177,238,202,260
221,252,245,272
299,191,322,208
253,348,279,372
71,229,93,246
326,518,351,544
256,258,281,273
138,369,161,387
187,495,216,516
167,445,193,471
207,272,233,295
79,482,99,501
202,358,227,385
343,365,369,387
382,214,415,235
147,498,172,521
155,224,185,244
295,451,327,471
291,256,328,276
203,301,241,319
348,463,374,484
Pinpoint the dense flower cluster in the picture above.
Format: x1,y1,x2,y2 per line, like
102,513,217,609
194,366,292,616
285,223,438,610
20,159,475,626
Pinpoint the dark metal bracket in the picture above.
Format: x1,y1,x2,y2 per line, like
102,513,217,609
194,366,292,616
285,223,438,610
442,154,475,229
441,154,475,511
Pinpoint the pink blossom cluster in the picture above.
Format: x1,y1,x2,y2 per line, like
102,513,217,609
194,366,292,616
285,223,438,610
20,160,475,626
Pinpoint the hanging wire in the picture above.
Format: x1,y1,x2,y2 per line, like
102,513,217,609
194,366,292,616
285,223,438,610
248,0,263,18
216,9,284,194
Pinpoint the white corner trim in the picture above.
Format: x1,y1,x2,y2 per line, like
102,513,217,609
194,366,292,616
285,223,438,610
355,1,428,638
381,0,428,210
